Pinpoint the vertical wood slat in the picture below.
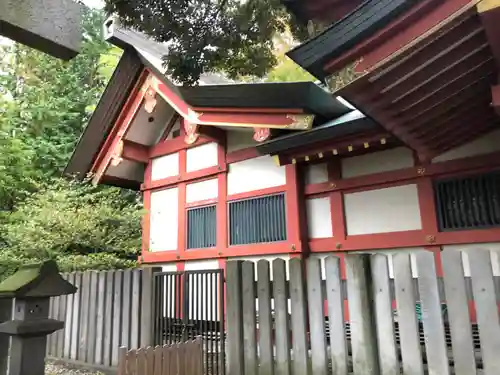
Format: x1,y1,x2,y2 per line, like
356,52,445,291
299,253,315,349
393,253,424,375
95,271,106,365
64,273,75,359
112,271,124,367
306,258,328,375
136,348,147,375
242,262,257,375
121,270,132,349
78,271,91,361
153,345,163,375
416,251,450,375
345,255,378,374
441,250,477,375
57,291,67,358
50,295,59,356
70,272,82,361
289,258,309,375
325,256,348,375
257,260,274,375
371,254,398,375
103,271,114,367
130,269,142,349
141,268,156,347
87,271,98,364
118,347,127,375
226,261,244,375
273,259,291,375
468,248,500,375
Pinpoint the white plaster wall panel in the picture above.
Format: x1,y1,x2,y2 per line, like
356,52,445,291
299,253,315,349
151,152,179,181
149,188,178,251
306,197,333,238
184,259,220,271
227,156,287,195
432,128,500,162
161,264,177,273
442,243,500,277
344,184,422,235
226,130,257,153
186,142,218,172
186,179,218,203
305,163,329,184
341,147,414,178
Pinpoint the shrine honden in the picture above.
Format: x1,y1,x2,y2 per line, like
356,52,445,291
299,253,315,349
67,0,500,323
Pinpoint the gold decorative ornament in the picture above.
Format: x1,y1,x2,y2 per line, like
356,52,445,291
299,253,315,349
348,145,353,152
329,182,337,189
110,140,124,167
318,152,324,158
292,158,297,164
144,87,157,113
286,114,314,130
417,167,426,175
426,235,436,244
184,120,199,144
364,142,369,148
253,127,271,142
380,138,387,145
304,155,310,161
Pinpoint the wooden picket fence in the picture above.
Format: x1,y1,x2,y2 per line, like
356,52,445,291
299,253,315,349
226,248,500,375
118,339,204,375
47,268,157,370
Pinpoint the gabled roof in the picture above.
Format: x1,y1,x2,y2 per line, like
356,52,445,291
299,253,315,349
65,20,360,183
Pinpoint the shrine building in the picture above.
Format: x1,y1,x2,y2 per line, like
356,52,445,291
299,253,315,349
67,0,500,284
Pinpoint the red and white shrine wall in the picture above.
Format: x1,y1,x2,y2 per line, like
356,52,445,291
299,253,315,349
141,123,500,278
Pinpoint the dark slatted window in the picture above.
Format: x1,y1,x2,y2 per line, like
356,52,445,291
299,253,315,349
187,205,216,249
434,172,500,231
229,193,287,245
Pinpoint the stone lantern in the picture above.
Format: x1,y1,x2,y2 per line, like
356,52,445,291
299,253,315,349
0,261,77,375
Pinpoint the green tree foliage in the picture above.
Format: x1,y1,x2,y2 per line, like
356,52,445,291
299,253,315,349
104,0,307,84
0,8,139,280
0,179,142,279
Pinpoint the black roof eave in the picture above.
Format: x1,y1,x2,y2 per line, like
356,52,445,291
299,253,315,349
64,49,144,180
286,0,418,80
179,82,350,119
256,113,378,155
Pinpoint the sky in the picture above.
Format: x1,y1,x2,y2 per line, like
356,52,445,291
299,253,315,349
82,0,104,8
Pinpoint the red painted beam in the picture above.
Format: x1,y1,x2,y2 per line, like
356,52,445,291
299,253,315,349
401,83,491,131
392,57,496,113
396,65,496,116
384,41,491,105
226,147,260,164
149,136,213,159
366,14,482,97
395,73,493,122
491,84,500,117
324,0,441,74
122,140,149,164
198,125,227,145
478,3,500,67
353,0,477,73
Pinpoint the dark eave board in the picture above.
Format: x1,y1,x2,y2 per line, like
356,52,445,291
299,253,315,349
179,82,350,119
287,0,419,79
64,49,144,179
256,110,379,155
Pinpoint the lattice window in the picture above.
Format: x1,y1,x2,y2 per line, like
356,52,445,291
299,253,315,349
187,205,216,248
228,193,287,245
434,172,500,231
